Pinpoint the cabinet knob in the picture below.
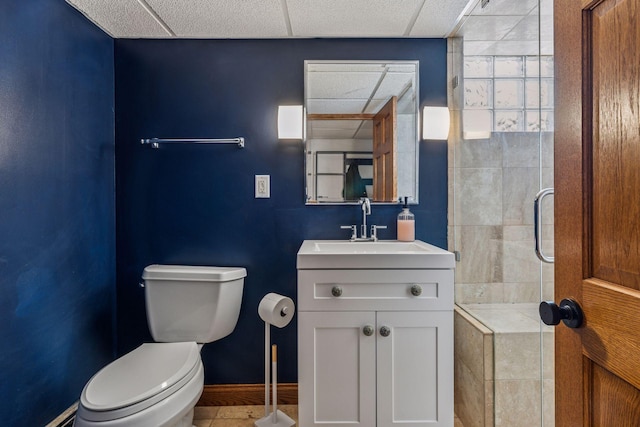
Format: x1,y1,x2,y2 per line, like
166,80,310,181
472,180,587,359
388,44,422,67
410,284,422,296
363,325,374,336
331,286,343,297
379,326,391,337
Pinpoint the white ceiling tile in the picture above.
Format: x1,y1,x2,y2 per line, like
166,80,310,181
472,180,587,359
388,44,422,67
308,120,363,139
311,120,362,131
363,99,387,114
287,0,425,37
308,118,374,139
307,64,417,114
307,71,382,99
145,0,289,38
410,0,472,37
66,0,170,37
458,15,524,41
354,123,373,139
374,72,415,100
308,63,387,73
469,0,537,16
502,14,553,42
65,0,549,60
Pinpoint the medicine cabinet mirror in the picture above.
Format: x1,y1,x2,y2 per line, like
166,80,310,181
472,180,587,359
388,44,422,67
304,60,419,205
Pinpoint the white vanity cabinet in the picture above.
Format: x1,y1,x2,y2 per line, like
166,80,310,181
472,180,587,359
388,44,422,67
296,246,455,427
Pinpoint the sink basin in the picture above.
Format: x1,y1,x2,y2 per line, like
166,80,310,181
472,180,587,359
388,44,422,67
297,240,455,269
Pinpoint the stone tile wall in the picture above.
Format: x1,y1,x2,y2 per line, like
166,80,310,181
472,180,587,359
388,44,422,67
455,304,555,427
449,132,555,304
454,307,494,427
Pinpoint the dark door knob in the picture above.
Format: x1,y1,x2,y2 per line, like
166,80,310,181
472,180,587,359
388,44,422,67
539,299,583,328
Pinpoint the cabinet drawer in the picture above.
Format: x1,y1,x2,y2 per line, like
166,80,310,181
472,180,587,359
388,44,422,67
298,269,453,311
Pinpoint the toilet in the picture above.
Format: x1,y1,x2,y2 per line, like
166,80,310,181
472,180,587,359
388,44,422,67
74,264,246,427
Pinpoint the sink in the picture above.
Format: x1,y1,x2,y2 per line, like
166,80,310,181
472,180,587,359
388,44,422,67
297,240,455,269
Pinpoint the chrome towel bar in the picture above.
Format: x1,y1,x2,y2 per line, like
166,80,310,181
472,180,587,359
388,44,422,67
140,137,245,149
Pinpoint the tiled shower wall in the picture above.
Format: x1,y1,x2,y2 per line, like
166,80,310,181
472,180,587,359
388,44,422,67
449,132,555,426
447,40,555,305
450,131,554,304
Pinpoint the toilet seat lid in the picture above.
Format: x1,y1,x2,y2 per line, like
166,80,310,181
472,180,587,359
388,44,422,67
81,342,200,412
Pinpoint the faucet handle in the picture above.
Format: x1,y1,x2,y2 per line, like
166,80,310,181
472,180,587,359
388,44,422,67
359,197,371,215
370,225,387,241
341,225,357,241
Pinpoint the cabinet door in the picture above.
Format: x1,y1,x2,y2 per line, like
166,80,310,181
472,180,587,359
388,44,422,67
376,311,453,427
298,311,376,427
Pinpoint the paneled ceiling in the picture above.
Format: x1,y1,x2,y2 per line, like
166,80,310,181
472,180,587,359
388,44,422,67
65,0,552,55
65,0,555,140
306,61,418,140
65,0,475,39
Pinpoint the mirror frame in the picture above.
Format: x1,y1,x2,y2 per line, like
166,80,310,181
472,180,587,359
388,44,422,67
303,60,420,205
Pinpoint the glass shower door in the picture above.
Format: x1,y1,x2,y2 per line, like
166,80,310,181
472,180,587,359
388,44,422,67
449,0,554,425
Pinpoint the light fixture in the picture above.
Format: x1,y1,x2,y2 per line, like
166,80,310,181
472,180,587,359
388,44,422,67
277,105,303,139
422,106,450,140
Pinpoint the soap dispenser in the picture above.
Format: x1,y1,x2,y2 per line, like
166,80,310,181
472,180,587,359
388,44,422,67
397,197,415,242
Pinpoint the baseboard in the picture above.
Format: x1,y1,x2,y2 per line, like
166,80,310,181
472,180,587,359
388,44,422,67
196,383,298,406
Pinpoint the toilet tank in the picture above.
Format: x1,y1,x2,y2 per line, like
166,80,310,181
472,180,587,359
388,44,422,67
141,265,246,343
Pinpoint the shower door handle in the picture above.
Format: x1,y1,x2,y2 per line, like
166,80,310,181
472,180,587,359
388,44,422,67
534,188,554,263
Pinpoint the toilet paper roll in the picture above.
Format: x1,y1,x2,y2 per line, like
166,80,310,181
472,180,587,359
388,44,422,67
258,293,295,328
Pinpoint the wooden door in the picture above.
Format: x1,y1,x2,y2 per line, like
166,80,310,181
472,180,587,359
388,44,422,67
297,311,376,427
373,96,397,202
376,311,453,427
555,0,640,425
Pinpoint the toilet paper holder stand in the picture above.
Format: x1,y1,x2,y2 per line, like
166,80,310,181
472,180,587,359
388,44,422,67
255,294,296,427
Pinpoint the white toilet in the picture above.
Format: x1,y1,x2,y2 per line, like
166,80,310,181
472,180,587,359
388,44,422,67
74,264,246,427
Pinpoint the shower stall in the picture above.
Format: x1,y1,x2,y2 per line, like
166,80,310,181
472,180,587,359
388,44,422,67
448,0,554,426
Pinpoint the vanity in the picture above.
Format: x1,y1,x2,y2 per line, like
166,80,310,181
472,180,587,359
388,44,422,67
297,240,455,427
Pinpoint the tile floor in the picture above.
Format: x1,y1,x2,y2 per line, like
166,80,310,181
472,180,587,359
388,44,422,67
194,405,465,426
193,405,297,427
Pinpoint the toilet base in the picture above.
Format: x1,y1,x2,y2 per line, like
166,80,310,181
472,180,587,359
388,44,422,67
254,410,296,427
175,408,194,427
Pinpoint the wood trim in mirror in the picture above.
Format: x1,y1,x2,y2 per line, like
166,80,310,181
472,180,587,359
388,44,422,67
308,113,376,121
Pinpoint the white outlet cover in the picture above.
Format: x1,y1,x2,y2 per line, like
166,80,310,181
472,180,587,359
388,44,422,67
255,175,270,198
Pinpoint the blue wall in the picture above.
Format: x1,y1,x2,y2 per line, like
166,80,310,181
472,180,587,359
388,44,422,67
0,4,446,422
0,1,115,425
115,38,447,384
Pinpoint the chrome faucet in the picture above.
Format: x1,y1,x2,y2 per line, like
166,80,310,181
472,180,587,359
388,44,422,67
340,197,387,241
360,197,371,239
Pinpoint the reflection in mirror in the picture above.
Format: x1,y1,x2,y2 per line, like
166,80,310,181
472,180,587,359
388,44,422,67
304,61,419,205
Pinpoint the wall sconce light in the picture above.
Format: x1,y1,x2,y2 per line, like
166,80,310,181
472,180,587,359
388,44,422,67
278,105,303,140
422,106,450,140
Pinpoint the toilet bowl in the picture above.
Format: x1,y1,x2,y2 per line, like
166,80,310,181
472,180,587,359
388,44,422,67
75,342,203,427
74,265,246,427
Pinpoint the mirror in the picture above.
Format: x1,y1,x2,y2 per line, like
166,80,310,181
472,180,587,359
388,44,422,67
304,60,419,205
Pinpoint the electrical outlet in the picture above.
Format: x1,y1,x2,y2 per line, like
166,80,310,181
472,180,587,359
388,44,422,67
255,175,270,198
